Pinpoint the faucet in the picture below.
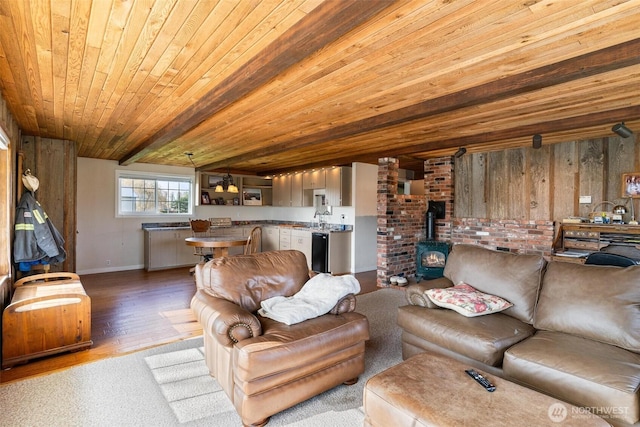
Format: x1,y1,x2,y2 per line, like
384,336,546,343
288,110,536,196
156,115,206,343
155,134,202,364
314,210,327,229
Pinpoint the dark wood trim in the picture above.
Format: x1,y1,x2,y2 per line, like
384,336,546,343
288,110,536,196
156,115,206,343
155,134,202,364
199,39,640,173
119,0,396,166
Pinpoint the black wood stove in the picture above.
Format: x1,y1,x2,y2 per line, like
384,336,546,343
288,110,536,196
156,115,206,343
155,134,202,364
416,240,449,280
416,206,450,280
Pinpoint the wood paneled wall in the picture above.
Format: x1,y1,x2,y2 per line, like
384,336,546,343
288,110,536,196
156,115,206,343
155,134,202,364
455,134,639,224
1,95,20,309
20,137,77,273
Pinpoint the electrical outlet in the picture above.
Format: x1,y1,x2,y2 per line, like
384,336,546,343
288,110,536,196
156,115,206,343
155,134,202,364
106,260,111,266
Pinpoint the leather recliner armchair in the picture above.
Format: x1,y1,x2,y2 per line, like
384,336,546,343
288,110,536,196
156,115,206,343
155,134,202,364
191,250,370,427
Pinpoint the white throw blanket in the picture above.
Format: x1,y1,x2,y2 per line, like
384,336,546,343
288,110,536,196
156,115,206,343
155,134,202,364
258,273,361,325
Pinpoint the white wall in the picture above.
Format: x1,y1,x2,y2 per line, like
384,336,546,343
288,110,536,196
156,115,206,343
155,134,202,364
77,158,197,274
77,158,374,274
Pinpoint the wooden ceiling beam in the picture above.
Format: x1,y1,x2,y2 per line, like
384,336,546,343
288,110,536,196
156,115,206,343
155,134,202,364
408,105,640,154
118,0,395,166
260,105,640,175
199,38,640,172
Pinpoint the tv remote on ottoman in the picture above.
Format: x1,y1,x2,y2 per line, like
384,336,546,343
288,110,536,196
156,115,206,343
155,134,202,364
465,369,496,392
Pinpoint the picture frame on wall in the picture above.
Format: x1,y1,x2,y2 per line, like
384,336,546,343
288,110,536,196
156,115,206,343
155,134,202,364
201,192,211,205
243,188,262,205
622,173,640,198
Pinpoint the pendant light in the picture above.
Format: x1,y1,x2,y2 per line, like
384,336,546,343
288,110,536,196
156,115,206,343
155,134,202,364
214,169,238,193
227,182,239,193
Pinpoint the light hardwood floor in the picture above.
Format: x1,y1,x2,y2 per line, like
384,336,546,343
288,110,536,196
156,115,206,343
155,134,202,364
1,267,379,384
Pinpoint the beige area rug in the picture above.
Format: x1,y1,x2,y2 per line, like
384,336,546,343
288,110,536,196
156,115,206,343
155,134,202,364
145,345,239,424
0,288,406,426
144,346,366,426
144,346,232,424
145,287,407,426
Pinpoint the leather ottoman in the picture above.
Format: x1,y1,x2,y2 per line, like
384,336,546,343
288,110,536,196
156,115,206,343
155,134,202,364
363,352,609,427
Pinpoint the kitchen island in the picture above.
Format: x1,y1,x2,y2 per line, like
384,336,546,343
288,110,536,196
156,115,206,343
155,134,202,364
143,220,352,272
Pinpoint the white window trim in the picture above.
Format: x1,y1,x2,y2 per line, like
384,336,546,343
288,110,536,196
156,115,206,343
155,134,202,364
115,170,194,217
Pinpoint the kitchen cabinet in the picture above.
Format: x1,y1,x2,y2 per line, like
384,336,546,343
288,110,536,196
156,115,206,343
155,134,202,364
311,231,352,274
272,175,291,207
291,229,312,270
303,169,326,189
291,172,304,207
275,168,350,207
262,226,280,251
145,226,259,270
145,229,195,271
211,227,246,255
325,166,352,206
273,173,303,207
328,231,351,274
177,229,198,265
242,226,255,237
210,227,243,237
242,226,260,253
279,227,292,250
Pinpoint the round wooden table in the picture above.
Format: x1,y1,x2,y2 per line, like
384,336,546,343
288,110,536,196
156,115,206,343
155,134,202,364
185,236,248,258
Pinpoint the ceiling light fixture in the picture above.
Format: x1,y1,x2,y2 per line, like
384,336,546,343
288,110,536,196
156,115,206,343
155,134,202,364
185,152,196,167
454,147,466,158
612,122,633,138
214,169,238,193
532,134,542,149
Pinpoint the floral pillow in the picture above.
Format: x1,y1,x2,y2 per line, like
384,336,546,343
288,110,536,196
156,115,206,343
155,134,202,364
425,283,513,317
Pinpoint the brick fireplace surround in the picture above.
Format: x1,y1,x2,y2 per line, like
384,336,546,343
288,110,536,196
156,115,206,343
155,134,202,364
376,157,555,287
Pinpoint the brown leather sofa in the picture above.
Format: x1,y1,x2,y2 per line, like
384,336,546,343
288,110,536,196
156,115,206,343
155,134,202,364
398,244,640,427
190,250,370,427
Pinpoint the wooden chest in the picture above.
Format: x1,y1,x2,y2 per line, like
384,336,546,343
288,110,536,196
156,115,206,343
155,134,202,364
2,272,92,368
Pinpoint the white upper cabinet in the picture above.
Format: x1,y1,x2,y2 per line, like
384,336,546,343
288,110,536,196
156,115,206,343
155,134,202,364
303,169,326,189
326,166,352,206
272,175,292,206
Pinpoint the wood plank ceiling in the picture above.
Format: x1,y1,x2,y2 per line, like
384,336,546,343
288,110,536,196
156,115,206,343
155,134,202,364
0,0,639,177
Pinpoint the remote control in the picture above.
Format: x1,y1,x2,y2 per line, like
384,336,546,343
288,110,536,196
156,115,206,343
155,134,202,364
465,369,496,392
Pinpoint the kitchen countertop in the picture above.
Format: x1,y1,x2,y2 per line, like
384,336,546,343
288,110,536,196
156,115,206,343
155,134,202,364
142,222,352,233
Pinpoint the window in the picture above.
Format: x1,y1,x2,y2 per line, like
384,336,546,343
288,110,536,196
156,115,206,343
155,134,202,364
116,171,193,216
